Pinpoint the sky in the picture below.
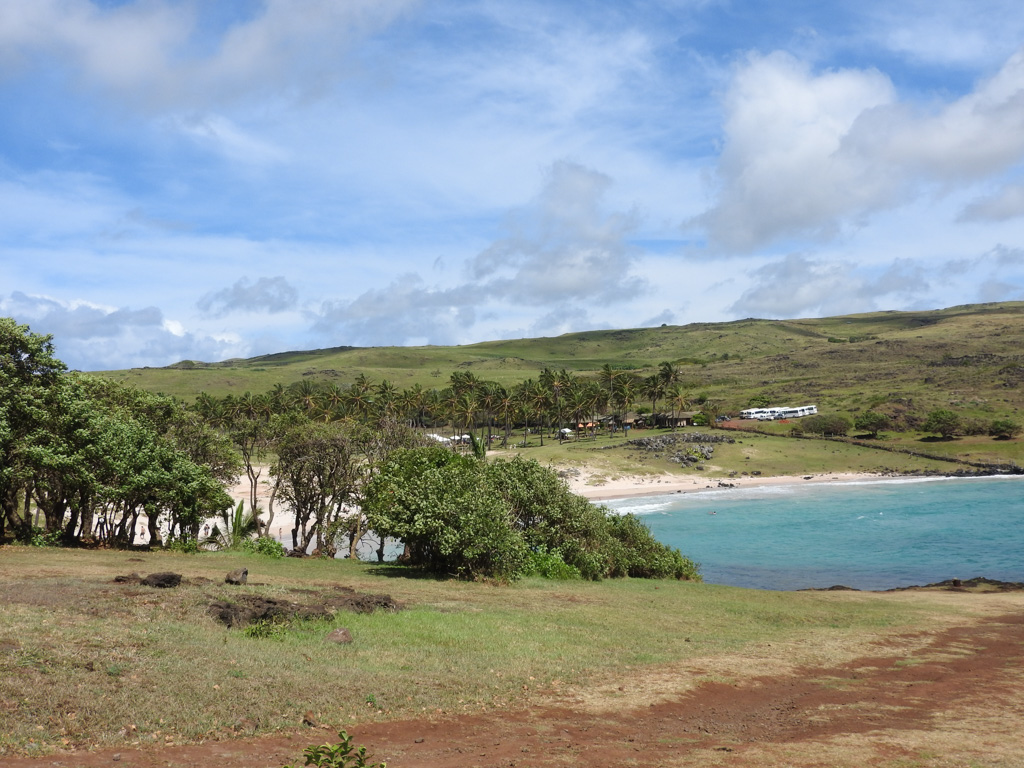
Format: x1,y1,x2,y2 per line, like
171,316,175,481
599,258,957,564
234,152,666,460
3,0,1024,371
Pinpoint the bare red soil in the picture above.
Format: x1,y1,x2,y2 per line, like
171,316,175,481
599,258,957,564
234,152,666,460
7,608,1023,768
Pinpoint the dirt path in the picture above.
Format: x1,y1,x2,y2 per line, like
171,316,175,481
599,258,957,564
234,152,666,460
8,608,1023,768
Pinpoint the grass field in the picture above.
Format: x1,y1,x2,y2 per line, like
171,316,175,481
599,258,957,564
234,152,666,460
0,547,966,757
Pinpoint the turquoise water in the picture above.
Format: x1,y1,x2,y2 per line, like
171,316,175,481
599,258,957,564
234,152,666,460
604,476,1024,591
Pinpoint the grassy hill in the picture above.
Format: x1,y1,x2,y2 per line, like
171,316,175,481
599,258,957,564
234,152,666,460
98,302,1024,426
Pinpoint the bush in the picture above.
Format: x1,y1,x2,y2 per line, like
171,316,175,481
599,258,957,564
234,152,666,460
960,417,989,436
363,448,701,583
801,414,852,437
854,411,890,437
28,527,62,548
921,409,961,439
989,419,1022,439
242,536,286,558
165,537,200,554
525,548,582,580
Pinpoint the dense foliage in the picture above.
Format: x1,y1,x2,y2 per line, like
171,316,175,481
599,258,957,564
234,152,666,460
363,446,701,581
0,319,236,545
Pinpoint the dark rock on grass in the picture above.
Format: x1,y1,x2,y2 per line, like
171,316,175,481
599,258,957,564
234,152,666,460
142,572,182,588
208,590,400,628
225,568,248,585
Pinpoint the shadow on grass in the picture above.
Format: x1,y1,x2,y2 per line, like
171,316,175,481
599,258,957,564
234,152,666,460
363,565,452,581
919,436,959,443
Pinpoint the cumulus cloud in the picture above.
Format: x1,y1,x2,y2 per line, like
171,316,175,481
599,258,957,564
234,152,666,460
312,274,473,346
0,0,414,112
526,306,594,338
471,160,643,303
1,292,242,370
698,48,1024,253
197,276,299,317
728,255,929,318
959,184,1024,222
311,160,645,345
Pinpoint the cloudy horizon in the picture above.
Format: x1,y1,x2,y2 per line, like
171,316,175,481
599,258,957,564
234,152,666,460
3,0,1024,371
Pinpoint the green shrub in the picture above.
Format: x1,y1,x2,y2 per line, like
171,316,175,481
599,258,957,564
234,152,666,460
802,414,852,436
364,448,701,583
922,409,961,439
242,536,287,558
165,537,199,554
283,729,386,768
525,548,582,580
989,419,1022,439
29,528,62,548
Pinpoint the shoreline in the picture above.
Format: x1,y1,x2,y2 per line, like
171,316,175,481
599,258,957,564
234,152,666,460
566,470,891,501
566,469,1024,502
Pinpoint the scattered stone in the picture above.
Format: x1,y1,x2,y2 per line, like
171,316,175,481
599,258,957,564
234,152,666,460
140,572,182,588
326,627,353,644
225,568,248,585
886,576,1024,592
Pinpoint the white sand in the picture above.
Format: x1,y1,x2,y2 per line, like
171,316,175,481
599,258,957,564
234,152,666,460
565,468,888,501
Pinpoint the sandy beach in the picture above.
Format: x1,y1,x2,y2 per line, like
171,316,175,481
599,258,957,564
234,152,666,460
226,464,889,511
565,469,889,501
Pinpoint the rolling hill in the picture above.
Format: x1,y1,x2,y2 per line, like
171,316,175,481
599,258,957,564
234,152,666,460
98,301,1024,423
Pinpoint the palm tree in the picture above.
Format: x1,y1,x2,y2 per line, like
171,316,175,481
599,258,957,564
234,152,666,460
375,380,399,419
343,378,374,419
658,361,681,389
611,374,639,433
289,379,321,418
643,374,666,424
477,381,504,448
598,363,620,397
665,383,691,431
204,499,260,550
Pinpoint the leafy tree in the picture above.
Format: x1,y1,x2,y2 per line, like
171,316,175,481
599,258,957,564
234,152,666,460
363,447,700,582
801,414,852,437
273,420,361,555
0,318,66,540
989,419,1021,439
362,446,529,579
921,409,961,439
854,411,891,438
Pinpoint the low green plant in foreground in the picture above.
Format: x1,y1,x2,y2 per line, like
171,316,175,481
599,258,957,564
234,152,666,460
283,730,385,768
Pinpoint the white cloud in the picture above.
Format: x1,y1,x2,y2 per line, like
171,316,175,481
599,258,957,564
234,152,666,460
310,160,646,345
0,0,415,112
0,291,243,370
696,52,896,251
728,255,929,318
471,160,643,304
198,276,299,317
959,184,1024,222
697,47,1024,253
866,0,1024,68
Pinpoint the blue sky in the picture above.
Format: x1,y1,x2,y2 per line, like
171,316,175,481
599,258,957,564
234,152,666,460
3,0,1024,371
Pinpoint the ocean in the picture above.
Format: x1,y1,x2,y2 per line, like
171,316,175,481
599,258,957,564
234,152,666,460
603,476,1024,591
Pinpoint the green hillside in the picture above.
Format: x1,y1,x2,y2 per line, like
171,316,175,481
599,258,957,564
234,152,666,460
98,301,1024,424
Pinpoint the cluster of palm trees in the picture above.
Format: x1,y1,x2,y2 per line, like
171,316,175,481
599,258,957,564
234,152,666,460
192,362,698,446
